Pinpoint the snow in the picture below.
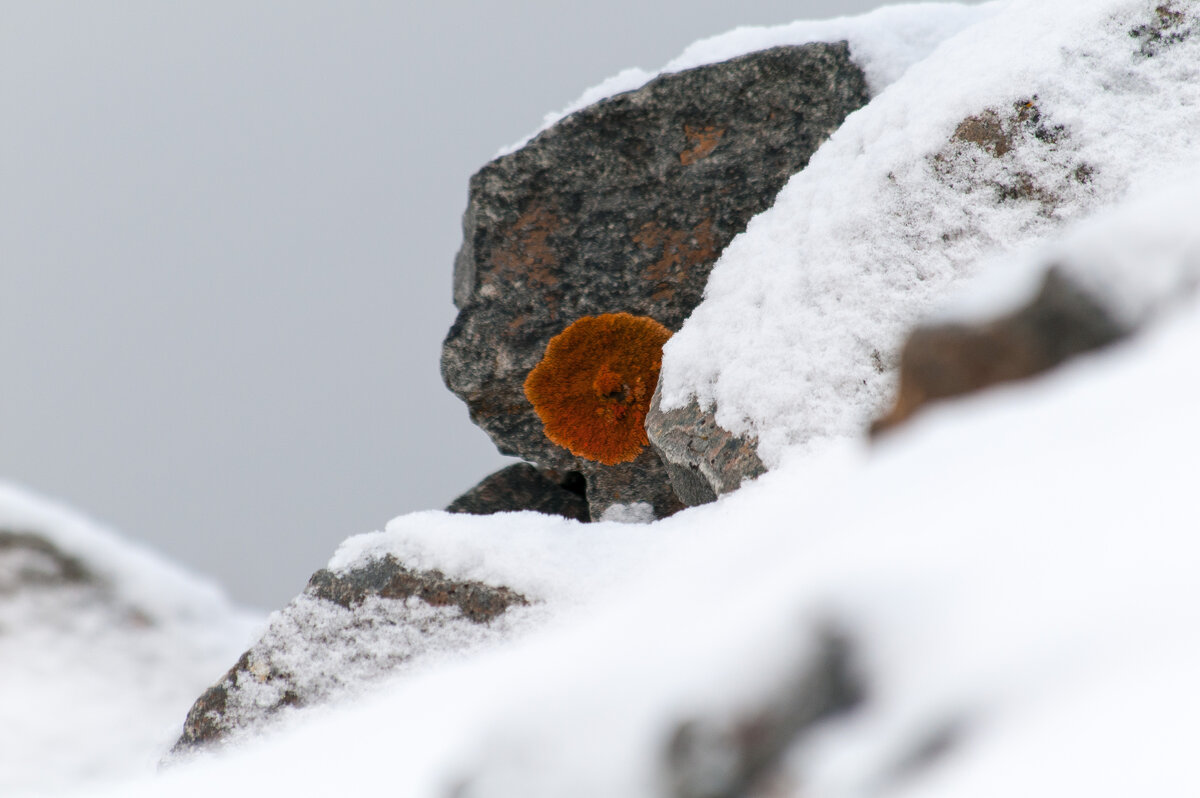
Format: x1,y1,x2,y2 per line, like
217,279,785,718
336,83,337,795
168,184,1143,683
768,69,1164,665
0,481,259,796
660,0,1200,467
328,509,678,607
17,1,1200,796
78,229,1200,795
498,2,998,155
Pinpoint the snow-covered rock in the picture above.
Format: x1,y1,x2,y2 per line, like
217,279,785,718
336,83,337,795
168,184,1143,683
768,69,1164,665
0,482,257,796
876,171,1200,432
660,0,1200,471
169,506,686,753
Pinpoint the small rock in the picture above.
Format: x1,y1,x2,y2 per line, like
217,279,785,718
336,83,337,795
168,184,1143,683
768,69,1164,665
645,383,766,506
445,463,589,522
871,266,1128,434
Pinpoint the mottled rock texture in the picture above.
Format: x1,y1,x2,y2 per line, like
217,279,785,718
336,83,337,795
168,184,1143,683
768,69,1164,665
445,463,589,522
171,556,529,754
871,267,1128,435
443,43,869,518
646,384,766,507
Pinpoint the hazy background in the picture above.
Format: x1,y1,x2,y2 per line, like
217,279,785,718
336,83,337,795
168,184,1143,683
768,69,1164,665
1,1,973,609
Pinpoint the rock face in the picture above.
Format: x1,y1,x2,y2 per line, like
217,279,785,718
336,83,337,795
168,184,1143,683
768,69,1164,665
172,555,530,753
645,384,766,506
445,463,590,522
871,266,1128,435
443,43,870,518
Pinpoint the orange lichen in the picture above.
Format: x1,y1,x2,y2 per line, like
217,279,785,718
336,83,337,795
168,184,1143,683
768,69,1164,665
680,124,725,165
524,313,672,465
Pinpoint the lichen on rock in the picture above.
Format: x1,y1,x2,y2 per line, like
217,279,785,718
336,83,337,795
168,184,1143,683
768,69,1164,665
524,313,671,466
442,42,871,517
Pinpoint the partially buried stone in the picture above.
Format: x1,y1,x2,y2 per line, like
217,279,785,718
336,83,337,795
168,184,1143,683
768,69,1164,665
443,42,870,517
445,463,589,522
170,555,528,754
645,382,766,507
871,266,1129,435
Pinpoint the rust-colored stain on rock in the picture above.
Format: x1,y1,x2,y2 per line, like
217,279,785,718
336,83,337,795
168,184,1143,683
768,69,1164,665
635,218,718,300
679,125,726,165
489,205,562,289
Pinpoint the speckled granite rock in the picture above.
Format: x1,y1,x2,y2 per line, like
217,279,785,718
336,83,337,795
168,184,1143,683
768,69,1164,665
645,383,766,506
442,43,869,518
170,556,529,754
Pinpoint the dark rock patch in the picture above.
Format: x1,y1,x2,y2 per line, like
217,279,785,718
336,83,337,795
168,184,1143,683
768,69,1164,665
930,97,1093,216
645,385,766,507
445,463,590,522
1130,3,1193,57
871,267,1128,435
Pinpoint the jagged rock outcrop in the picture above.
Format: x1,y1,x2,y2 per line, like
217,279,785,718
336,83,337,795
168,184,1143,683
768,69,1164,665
871,266,1128,435
171,555,530,754
445,463,589,522
443,43,870,519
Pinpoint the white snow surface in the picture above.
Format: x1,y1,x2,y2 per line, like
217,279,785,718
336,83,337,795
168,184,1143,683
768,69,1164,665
660,0,1200,467
0,481,259,796
498,2,998,155
80,177,1200,794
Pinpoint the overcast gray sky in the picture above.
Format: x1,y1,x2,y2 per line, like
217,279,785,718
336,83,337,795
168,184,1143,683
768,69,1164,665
1,1,974,609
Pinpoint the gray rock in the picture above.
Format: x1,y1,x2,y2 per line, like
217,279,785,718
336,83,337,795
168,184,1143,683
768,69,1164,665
171,555,529,754
645,382,766,507
445,463,589,522
443,43,870,516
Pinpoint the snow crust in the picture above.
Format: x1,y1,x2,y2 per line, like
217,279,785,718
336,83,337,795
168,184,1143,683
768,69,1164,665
498,2,997,155
660,0,1200,467
0,481,259,796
